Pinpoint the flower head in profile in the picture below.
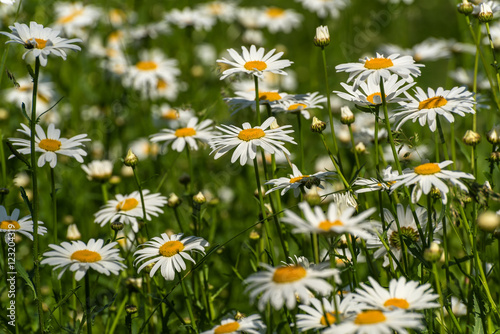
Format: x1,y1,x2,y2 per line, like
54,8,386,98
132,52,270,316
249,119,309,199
94,190,167,232
201,314,266,334
150,117,216,152
0,21,82,66
0,206,47,242
258,7,302,33
244,257,340,311
353,166,399,194
394,86,475,132
272,92,326,119
297,295,357,331
81,160,113,182
133,233,209,280
390,161,474,204
217,45,293,80
335,53,423,89
41,239,126,280
296,0,348,19
9,123,90,168
210,116,296,165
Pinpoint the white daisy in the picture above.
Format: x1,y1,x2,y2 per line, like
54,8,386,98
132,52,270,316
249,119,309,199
94,190,167,233
272,92,326,119
353,166,399,194
210,116,296,166
295,0,348,18
150,117,216,152
335,53,423,89
390,161,475,204
1,0,15,5
352,276,439,311
41,239,126,281
334,74,414,107
217,45,293,80
258,7,302,33
4,75,56,116
394,86,475,132
265,163,335,197
201,314,265,334
151,105,194,128
197,1,238,23
133,233,209,280
81,160,113,182
379,38,451,62
0,206,46,242
165,7,216,31
281,201,376,239
123,49,180,99
129,138,159,160
53,2,101,39
0,21,82,66
9,123,90,168
323,308,423,334
297,295,357,331
224,89,291,115
244,259,340,311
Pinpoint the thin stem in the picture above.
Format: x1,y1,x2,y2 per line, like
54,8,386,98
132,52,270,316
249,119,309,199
179,273,198,332
297,113,304,171
85,274,93,334
348,124,361,171
101,183,109,203
436,118,450,161
320,46,340,156
132,166,150,238
379,78,402,174
254,76,261,125
451,123,457,170
319,133,350,189
432,263,446,334
186,147,194,194
50,168,58,243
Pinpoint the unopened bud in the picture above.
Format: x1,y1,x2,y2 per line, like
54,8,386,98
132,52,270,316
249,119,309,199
490,151,500,162
126,305,138,314
311,116,326,133
314,25,330,47
193,191,206,204
340,106,355,125
424,242,443,262
457,0,474,15
462,130,481,146
66,224,81,241
111,220,124,231
123,149,138,167
477,211,500,232
478,3,494,22
249,230,260,240
354,142,366,154
167,193,182,208
486,126,500,144
109,175,121,185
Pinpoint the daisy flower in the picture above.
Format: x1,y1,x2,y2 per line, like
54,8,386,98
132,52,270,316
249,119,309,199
94,190,167,233
41,239,126,280
201,314,265,334
265,163,335,197
0,21,82,66
9,123,90,168
323,308,423,334
272,92,326,119
224,89,291,115
258,7,302,33
53,2,101,39
165,7,216,31
152,105,194,128
210,116,296,166
0,206,46,242
390,160,474,204
297,295,357,331
123,49,180,98
366,204,432,268
217,45,293,80
1,0,15,5
334,74,414,107
335,53,423,89
129,138,159,160
81,160,113,182
379,38,452,62
197,1,238,23
394,86,475,132
353,166,398,194
245,258,340,311
4,75,56,116
295,0,348,19
150,117,216,152
281,201,376,239
133,233,209,280
352,276,439,311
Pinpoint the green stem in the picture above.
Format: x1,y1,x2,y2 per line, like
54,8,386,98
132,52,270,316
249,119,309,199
436,118,449,161
50,168,58,243
132,166,150,238
179,274,198,332
319,133,350,189
186,147,194,194
254,76,261,125
348,124,361,172
101,183,109,203
432,263,446,334
85,274,93,334
0,130,6,188
379,78,402,174
320,46,340,157
451,123,457,170
297,113,304,171
485,22,500,96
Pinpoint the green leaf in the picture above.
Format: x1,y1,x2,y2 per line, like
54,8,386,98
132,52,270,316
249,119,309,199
15,260,36,299
5,140,30,168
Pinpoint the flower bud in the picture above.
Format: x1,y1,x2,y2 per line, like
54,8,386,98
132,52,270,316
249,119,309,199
123,149,138,167
66,224,81,241
126,305,138,315
314,25,330,47
167,193,182,208
111,220,124,231
311,116,326,133
462,130,481,146
490,151,500,162
249,230,260,240
477,211,500,232
486,126,500,144
478,3,494,22
354,142,366,154
340,106,355,125
193,191,206,204
179,173,191,186
424,242,443,262
457,0,474,15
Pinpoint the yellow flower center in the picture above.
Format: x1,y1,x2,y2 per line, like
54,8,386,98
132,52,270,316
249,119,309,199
136,61,158,71
383,298,410,309
418,96,448,110
244,60,267,71
71,250,102,263
364,57,394,69
0,220,20,230
213,321,240,334
116,198,139,211
159,240,185,257
290,175,309,183
258,92,282,102
354,310,387,325
57,9,84,24
162,110,179,120
174,127,197,137
318,219,343,231
32,38,48,49
366,92,386,105
238,128,266,141
157,79,168,90
108,31,123,43
39,138,62,152
320,312,337,326
272,265,307,283
266,7,285,18
287,103,307,111
208,3,223,14
414,163,441,175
